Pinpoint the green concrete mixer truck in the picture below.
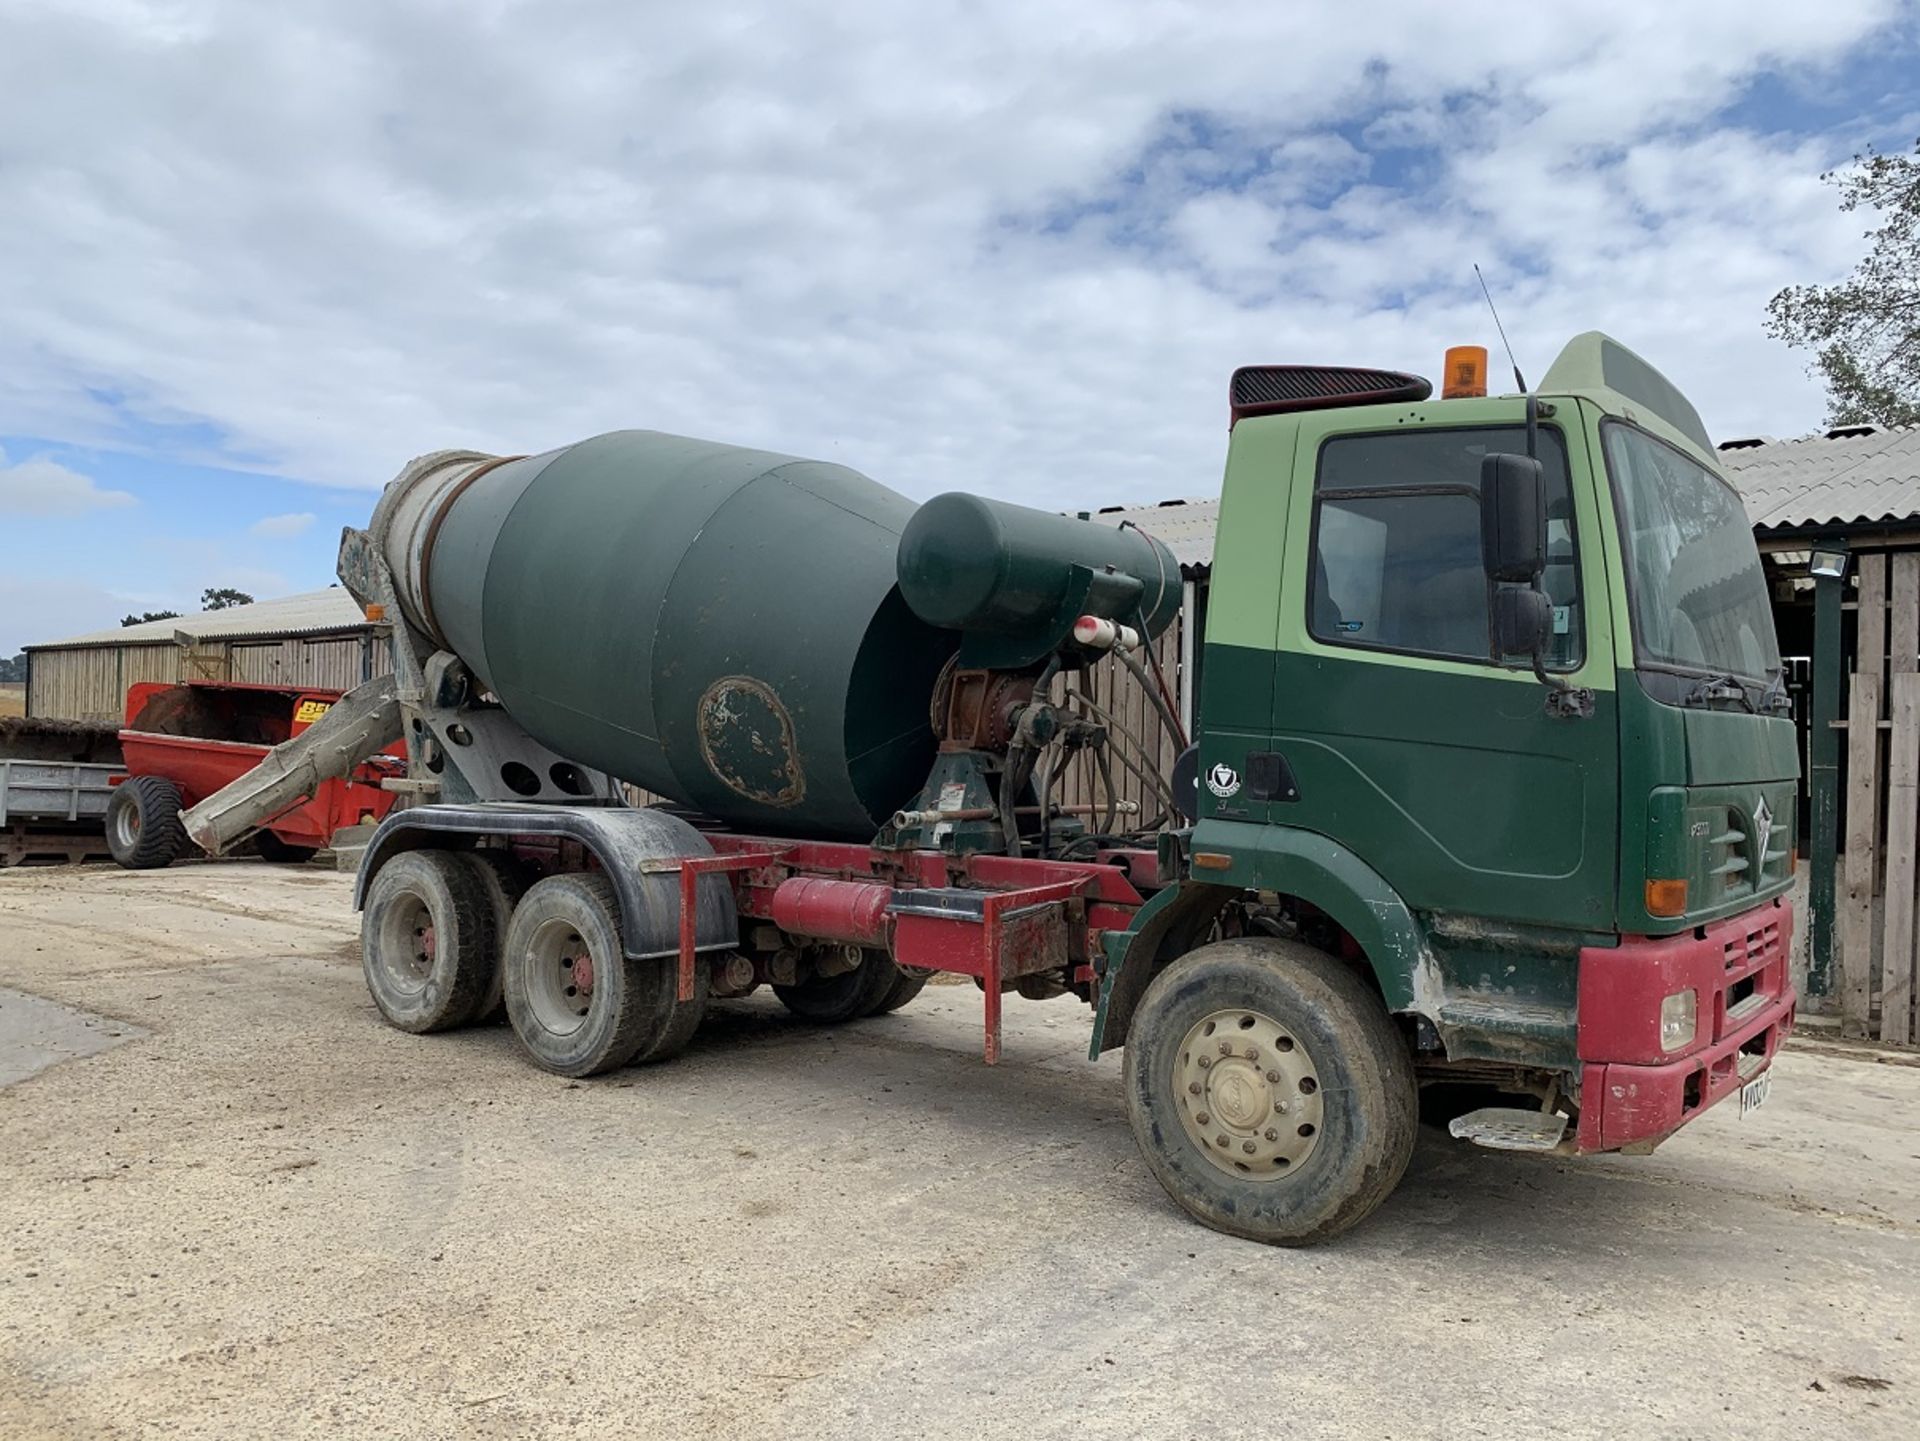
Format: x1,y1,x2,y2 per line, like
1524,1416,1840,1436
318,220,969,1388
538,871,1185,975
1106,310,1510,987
181,330,1796,1245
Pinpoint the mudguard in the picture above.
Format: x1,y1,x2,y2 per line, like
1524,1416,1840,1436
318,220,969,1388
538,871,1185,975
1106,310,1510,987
1089,819,1429,1054
353,802,738,960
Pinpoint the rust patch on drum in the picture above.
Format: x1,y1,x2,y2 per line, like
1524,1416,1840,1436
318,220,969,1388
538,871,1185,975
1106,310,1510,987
697,676,805,808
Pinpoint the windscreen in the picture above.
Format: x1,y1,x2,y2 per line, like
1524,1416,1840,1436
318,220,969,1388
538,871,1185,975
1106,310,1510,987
1603,423,1780,684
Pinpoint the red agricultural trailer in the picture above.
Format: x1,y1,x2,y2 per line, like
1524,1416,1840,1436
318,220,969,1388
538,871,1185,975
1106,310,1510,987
106,681,405,869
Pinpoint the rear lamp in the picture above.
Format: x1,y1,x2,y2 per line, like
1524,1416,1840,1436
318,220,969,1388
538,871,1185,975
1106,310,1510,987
1644,877,1689,917
1659,989,1698,1053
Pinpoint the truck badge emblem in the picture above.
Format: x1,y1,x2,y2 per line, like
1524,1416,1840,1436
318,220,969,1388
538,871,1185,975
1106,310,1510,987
1753,795,1773,862
1205,763,1241,798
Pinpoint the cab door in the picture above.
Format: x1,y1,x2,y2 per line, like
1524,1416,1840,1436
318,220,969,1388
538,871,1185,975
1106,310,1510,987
1266,406,1619,931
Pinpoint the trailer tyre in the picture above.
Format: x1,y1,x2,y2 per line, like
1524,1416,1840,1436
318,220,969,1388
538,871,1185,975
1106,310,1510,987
867,965,930,1016
254,831,318,864
1123,937,1417,1246
503,873,703,1077
452,850,532,1023
360,850,497,1034
105,776,188,870
775,948,896,1024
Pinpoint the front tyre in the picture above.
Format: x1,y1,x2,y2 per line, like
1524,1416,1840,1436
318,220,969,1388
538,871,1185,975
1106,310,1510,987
1123,937,1416,1246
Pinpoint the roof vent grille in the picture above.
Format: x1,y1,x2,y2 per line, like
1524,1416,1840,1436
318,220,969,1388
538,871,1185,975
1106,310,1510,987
1229,365,1431,426
1825,424,1878,441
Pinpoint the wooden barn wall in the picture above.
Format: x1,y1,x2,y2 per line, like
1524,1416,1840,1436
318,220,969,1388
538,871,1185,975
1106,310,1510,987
28,631,393,722
1049,607,1188,833
26,643,183,722
230,634,392,689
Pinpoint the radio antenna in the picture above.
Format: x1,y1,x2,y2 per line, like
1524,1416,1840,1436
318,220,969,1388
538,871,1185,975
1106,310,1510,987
1474,263,1527,392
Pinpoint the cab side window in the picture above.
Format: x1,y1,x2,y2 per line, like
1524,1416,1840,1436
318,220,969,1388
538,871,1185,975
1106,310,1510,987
1309,426,1582,670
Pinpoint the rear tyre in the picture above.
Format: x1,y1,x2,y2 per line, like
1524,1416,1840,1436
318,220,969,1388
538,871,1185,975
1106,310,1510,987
452,850,532,1023
360,850,497,1034
1122,937,1416,1246
254,831,318,864
774,948,896,1024
503,873,701,1077
105,776,187,870
868,964,930,1016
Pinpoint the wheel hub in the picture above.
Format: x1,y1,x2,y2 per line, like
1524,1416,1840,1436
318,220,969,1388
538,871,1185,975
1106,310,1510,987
1174,1008,1324,1179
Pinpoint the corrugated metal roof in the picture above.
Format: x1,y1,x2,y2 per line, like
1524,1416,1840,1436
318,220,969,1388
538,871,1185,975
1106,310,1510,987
1083,497,1221,573
29,588,372,651
1717,425,1920,531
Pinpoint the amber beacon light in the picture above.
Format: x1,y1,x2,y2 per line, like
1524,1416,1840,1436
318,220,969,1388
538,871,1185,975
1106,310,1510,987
1442,345,1489,399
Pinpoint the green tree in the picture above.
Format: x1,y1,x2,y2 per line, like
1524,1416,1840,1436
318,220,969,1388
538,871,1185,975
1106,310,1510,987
122,610,181,626
200,587,255,611
0,651,27,683
1766,139,1920,428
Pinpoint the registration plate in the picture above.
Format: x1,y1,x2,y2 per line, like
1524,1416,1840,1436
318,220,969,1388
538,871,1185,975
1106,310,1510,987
1739,1071,1772,1116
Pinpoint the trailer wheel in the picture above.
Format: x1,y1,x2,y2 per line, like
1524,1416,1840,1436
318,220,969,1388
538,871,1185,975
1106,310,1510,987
254,831,318,864
868,965,929,1016
1122,937,1416,1246
105,777,187,870
775,948,896,1024
360,850,496,1033
452,850,532,1023
503,873,703,1076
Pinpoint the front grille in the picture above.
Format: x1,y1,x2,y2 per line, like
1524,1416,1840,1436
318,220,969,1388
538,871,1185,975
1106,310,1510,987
1708,806,1751,899
1722,916,1782,973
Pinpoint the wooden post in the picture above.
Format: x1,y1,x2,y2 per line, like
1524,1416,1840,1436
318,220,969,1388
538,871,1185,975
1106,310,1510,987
1807,569,1845,998
1842,673,1882,1037
1881,672,1920,1046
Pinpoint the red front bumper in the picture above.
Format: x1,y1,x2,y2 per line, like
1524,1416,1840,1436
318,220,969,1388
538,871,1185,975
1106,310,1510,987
1573,898,1796,1152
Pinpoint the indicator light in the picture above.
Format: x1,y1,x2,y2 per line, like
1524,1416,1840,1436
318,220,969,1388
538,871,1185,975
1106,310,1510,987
1645,877,1689,917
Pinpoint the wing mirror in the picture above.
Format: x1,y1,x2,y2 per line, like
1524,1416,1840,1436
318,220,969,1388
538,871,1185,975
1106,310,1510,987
1480,452,1546,582
1492,587,1552,656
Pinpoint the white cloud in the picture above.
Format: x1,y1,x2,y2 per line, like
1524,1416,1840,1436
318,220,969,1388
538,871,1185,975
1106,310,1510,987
0,0,1908,523
250,511,315,538
0,446,136,515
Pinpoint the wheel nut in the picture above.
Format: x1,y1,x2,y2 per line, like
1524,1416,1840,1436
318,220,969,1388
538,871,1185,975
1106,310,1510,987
1242,1140,1256,1154
1196,1112,1210,1125
1188,1081,1202,1096
1218,1041,1232,1056
1274,1099,1289,1114
1215,1134,1229,1148
1265,1070,1280,1083
1264,1128,1278,1142
1244,1046,1259,1060
1197,1056,1212,1069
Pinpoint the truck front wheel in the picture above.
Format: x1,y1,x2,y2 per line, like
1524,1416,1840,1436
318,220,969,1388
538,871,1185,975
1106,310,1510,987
1123,937,1416,1246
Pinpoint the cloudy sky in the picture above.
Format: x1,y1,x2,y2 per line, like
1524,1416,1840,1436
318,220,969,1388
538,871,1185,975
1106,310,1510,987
2,0,1917,654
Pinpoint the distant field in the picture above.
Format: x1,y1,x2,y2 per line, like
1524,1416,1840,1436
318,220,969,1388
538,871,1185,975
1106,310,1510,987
0,685,25,720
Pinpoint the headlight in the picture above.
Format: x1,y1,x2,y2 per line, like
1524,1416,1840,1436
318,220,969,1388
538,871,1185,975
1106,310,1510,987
1659,989,1698,1053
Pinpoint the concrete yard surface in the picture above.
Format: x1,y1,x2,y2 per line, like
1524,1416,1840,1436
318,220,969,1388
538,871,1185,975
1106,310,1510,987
1,863,1916,1440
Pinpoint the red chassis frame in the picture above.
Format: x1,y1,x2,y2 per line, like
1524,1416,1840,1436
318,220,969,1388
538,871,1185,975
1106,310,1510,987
672,834,1156,1063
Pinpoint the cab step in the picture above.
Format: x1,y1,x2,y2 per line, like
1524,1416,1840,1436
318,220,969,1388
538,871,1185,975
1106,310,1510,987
1447,1107,1569,1152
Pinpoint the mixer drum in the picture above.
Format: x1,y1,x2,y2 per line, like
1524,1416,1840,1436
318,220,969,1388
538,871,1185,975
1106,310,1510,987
373,430,959,840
